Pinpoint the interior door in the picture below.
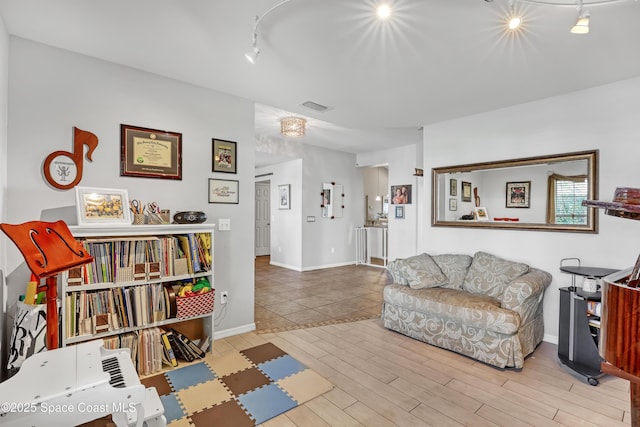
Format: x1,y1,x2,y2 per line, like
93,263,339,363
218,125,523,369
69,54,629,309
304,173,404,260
255,181,270,256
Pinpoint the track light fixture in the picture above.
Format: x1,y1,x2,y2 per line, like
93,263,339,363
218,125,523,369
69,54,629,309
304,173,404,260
246,0,393,64
491,0,634,34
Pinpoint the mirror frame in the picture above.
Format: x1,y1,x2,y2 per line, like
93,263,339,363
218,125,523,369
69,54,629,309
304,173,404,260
431,150,599,233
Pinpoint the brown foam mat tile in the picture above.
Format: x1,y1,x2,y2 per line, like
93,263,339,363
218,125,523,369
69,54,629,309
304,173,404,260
141,373,173,396
188,400,255,427
240,342,287,364
220,366,271,396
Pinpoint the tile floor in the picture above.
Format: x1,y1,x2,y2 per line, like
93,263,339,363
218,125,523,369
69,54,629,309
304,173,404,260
254,256,392,333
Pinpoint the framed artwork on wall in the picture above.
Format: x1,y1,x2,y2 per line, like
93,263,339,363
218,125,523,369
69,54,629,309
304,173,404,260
449,198,457,211
506,181,531,208
461,181,472,202
212,139,237,174
278,184,291,209
391,184,412,204
120,124,182,180
450,179,457,196
395,205,405,219
208,178,239,204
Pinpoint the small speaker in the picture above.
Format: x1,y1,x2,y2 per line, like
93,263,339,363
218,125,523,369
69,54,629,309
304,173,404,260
173,211,207,224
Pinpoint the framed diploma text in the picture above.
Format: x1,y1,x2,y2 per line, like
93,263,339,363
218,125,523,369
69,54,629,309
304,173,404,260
120,124,182,180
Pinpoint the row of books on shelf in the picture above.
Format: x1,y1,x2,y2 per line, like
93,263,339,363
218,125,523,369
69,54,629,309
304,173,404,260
64,281,212,338
68,232,212,286
102,328,208,376
587,301,602,317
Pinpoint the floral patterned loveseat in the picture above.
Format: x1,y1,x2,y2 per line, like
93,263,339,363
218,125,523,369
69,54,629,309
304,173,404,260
383,251,551,369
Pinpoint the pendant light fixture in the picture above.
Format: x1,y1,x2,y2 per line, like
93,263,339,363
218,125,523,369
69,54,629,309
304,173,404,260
280,116,306,137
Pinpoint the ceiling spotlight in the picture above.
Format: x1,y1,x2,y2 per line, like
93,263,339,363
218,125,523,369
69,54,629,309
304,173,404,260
244,46,260,64
508,16,522,30
280,116,307,137
571,9,590,34
377,4,391,19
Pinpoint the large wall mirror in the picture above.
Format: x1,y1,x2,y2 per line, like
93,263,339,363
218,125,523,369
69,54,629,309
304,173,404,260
432,150,598,233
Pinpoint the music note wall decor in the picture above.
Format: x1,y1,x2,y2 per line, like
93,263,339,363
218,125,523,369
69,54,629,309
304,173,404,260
43,127,99,190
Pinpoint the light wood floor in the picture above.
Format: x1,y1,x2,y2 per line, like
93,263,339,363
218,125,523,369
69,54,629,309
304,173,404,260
217,319,631,427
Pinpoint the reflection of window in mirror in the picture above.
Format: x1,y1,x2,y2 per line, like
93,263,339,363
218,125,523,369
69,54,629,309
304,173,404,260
547,174,588,225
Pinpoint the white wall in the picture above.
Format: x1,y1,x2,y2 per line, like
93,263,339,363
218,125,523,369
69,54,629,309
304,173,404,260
6,38,256,339
421,76,640,343
302,145,362,270
0,15,9,374
357,144,421,260
255,159,303,270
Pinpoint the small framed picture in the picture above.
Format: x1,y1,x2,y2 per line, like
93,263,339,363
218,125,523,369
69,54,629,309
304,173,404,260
475,207,489,221
278,184,291,210
462,182,472,202
506,181,531,208
75,187,131,225
208,178,239,204
450,179,457,196
391,184,412,204
212,139,237,174
449,198,457,211
395,205,405,219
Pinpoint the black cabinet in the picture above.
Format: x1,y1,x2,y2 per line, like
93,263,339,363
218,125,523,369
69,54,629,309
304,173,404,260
558,287,603,385
557,263,619,385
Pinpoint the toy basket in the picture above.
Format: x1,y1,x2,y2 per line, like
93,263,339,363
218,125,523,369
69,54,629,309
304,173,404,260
176,291,214,319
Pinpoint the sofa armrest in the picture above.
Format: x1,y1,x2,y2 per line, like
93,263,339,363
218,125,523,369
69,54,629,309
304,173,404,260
499,268,552,324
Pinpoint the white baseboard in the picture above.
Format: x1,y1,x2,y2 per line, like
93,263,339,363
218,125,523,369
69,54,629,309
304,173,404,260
269,260,355,272
214,323,256,340
269,260,302,271
302,261,354,271
543,333,558,345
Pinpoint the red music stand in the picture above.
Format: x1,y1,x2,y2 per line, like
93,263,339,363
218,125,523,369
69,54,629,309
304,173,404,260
1,220,93,350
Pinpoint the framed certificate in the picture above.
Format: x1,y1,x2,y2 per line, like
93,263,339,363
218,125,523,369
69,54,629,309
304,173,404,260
120,124,182,180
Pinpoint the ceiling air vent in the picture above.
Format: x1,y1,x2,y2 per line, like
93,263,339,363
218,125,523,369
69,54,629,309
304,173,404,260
301,101,330,112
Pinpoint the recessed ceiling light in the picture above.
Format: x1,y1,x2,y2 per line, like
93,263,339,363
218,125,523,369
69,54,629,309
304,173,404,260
377,4,391,20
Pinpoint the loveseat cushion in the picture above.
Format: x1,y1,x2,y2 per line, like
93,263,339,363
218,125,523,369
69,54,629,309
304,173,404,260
404,253,448,289
462,251,529,299
383,284,521,334
387,258,409,285
432,254,473,290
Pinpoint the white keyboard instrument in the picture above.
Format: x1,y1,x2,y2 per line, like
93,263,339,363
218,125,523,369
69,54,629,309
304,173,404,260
0,340,165,427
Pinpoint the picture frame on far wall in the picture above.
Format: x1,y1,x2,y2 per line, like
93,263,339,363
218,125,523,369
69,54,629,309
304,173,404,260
506,181,531,208
278,184,291,210
120,124,182,180
395,205,405,219
461,181,472,202
208,178,239,204
449,198,457,211
450,179,457,196
391,184,412,204
75,186,131,225
212,138,237,174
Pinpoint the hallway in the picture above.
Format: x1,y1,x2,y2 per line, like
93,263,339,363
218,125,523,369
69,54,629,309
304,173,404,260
254,256,392,333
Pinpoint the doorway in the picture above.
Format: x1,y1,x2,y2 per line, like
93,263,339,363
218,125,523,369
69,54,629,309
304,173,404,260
255,181,270,256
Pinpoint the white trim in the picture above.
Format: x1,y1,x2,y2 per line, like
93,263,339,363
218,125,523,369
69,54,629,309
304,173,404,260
543,333,558,345
302,261,355,272
269,260,302,272
214,323,256,340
